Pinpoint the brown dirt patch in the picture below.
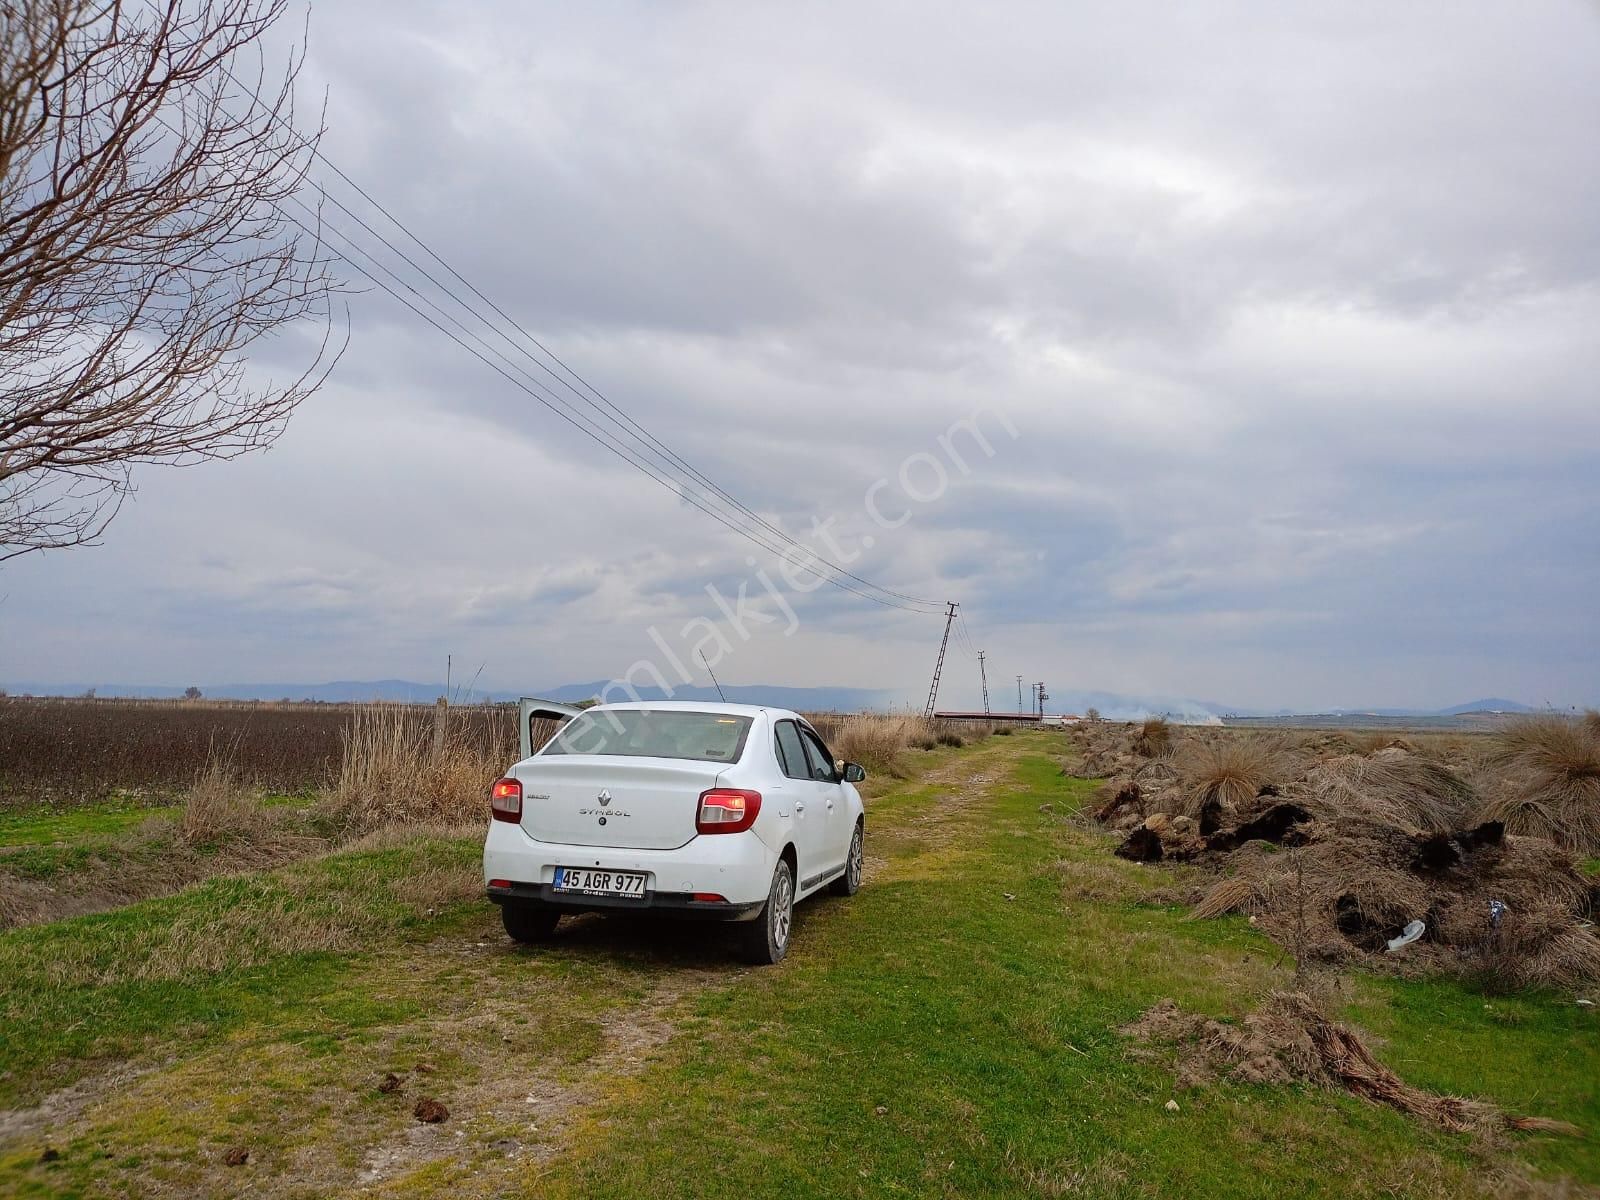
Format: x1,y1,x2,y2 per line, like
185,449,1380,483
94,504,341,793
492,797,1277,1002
349,965,712,1192
0,1060,162,1149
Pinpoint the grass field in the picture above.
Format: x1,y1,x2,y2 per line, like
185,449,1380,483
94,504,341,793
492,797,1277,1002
0,731,1594,1198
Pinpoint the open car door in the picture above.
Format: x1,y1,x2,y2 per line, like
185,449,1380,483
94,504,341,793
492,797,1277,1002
519,697,585,760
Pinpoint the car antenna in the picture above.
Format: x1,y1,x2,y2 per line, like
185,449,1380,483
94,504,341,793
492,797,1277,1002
701,651,727,702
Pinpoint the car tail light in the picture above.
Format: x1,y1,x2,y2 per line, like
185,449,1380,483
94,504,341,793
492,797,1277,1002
696,788,761,834
490,777,522,823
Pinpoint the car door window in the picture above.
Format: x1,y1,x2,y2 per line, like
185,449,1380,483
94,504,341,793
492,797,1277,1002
774,721,810,781
799,729,839,783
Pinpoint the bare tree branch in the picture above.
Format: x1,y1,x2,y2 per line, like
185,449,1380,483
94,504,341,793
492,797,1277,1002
0,0,342,559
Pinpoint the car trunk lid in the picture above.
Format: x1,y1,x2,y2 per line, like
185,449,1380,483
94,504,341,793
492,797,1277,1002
513,757,722,850
518,697,584,759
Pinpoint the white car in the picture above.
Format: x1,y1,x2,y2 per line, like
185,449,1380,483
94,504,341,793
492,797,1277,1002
483,699,867,964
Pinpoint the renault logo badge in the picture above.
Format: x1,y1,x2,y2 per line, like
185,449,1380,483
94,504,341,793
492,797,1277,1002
597,789,612,807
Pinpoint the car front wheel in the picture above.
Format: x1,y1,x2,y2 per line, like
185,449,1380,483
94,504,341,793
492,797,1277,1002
830,821,864,897
737,859,794,965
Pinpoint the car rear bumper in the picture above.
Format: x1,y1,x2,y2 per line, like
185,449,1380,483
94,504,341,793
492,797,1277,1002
483,819,777,910
485,880,764,921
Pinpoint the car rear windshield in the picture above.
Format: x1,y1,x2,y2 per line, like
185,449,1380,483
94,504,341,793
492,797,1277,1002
541,709,754,764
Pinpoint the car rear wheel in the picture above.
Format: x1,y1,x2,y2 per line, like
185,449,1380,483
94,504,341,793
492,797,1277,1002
737,859,794,965
830,821,864,897
501,902,560,944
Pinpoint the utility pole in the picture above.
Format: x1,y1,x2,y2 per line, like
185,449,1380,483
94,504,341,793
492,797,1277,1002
1016,676,1023,713
1036,681,1049,718
922,602,959,719
978,650,990,716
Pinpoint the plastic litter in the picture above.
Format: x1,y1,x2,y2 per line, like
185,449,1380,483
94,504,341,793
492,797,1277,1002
1385,920,1426,953
1489,899,1508,928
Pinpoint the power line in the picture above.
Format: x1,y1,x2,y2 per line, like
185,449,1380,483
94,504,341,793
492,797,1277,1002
137,105,910,612
305,176,943,612
274,204,940,613
184,146,944,615
197,46,945,615
305,180,930,605
209,172,937,615
951,610,979,660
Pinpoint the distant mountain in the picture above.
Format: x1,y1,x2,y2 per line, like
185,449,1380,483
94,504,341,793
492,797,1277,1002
971,692,1542,723
1434,698,1534,716
1291,699,1537,718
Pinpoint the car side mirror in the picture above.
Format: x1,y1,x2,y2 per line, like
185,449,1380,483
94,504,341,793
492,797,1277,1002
841,762,867,784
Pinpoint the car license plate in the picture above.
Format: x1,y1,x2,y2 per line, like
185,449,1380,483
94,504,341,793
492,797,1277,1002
553,867,647,898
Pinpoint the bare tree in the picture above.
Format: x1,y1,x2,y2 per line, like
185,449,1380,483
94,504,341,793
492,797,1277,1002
1,0,341,560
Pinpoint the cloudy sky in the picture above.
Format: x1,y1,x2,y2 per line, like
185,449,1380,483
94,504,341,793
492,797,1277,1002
4,0,1598,711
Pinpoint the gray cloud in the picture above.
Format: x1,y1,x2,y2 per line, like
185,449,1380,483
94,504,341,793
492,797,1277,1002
3,0,1597,711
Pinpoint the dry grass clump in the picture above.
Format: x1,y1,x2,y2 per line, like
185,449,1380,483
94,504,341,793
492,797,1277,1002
1123,992,1575,1137
1093,733,1599,990
180,754,274,846
807,713,991,780
1342,731,1417,756
1183,812,1600,990
811,713,929,777
1476,714,1600,854
326,705,513,832
1187,876,1257,921
1302,751,1477,833
1468,909,1600,993
1069,720,1143,778
1133,717,1172,758
1174,738,1287,825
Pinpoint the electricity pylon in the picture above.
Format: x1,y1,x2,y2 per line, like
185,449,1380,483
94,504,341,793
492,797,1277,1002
922,602,958,719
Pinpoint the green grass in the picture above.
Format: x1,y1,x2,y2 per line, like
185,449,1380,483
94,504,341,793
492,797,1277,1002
0,732,1593,1198
0,791,330,901
0,801,179,848
528,743,1592,1199
0,835,482,1108
1343,975,1600,1180
0,791,312,851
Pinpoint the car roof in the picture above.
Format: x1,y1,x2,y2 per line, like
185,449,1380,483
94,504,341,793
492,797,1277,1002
590,699,799,721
